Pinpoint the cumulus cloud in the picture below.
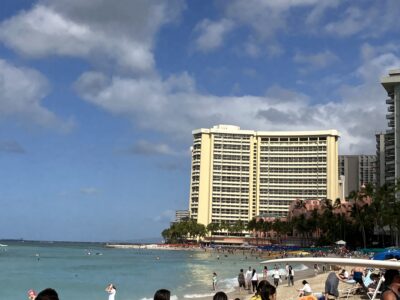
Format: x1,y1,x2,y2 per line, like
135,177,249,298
0,141,25,154
74,43,400,154
0,59,73,131
324,1,400,37
194,18,234,52
191,1,399,56
0,0,185,73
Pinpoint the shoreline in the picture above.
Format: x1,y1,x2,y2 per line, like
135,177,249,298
200,266,367,300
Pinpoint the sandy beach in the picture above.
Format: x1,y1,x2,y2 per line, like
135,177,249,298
204,268,367,300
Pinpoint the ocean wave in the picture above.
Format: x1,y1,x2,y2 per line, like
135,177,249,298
183,276,239,298
184,292,215,298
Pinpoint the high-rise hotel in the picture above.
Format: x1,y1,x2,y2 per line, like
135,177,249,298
189,125,340,227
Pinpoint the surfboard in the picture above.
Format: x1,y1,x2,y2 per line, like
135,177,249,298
260,257,400,269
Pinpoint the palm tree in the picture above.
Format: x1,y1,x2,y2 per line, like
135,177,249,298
206,222,220,241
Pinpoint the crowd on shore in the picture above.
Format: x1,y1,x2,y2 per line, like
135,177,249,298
25,246,399,300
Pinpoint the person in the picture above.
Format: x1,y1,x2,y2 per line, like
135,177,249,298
35,288,59,300
314,264,319,276
285,263,289,280
212,272,218,291
250,280,276,300
351,266,366,290
382,270,400,300
272,267,280,287
288,265,294,286
298,280,312,297
246,267,253,290
338,269,349,280
106,283,117,300
213,291,228,300
263,266,268,279
28,289,37,300
238,269,246,293
251,269,259,292
324,271,347,300
154,289,170,300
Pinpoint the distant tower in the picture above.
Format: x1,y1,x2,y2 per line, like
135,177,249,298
375,132,386,187
381,70,400,185
338,155,376,197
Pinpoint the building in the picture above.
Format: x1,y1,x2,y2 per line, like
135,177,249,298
381,69,400,186
189,124,340,227
376,132,386,187
339,155,376,197
175,210,190,222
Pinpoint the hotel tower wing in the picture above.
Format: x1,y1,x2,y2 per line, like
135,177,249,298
189,125,340,227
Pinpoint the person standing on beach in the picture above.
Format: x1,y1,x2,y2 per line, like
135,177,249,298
105,283,116,300
324,271,347,300
285,263,289,280
245,266,253,290
251,269,259,292
314,264,319,276
212,272,218,291
263,266,268,279
287,265,294,286
238,269,246,293
272,267,280,287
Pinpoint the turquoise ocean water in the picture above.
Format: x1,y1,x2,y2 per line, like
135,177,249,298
0,241,306,300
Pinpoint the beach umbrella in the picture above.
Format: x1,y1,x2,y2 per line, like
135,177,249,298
372,249,400,260
335,240,346,245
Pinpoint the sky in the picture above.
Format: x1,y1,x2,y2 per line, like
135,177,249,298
0,0,400,242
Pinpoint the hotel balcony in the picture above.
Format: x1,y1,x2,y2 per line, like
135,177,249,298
386,113,394,120
388,120,395,127
386,98,394,105
388,106,394,112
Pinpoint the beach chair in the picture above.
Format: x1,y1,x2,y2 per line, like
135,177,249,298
339,281,359,300
366,275,385,300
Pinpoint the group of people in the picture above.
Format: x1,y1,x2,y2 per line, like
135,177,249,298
323,267,400,300
237,266,268,293
236,265,311,299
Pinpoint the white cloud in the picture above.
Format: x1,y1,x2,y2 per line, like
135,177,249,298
294,50,339,71
324,1,400,37
194,18,234,52
0,59,73,131
191,1,400,56
0,1,185,73
73,51,394,155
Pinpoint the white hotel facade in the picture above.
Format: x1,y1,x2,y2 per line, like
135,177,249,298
189,125,340,227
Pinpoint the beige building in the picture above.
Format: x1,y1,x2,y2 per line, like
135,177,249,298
189,125,340,227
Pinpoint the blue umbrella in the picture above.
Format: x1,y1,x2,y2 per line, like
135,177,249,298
372,249,400,260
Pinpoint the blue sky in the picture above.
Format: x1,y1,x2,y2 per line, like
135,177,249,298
0,0,400,242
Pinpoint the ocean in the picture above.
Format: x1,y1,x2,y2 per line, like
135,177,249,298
0,241,307,300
